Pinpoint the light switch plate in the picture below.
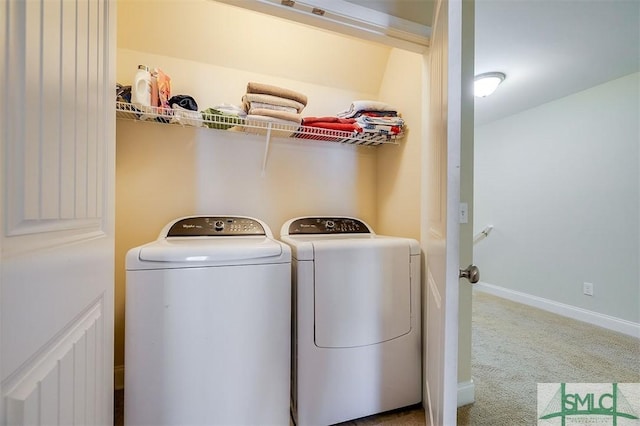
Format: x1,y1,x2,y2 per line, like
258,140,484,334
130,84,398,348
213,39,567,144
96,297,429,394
459,202,469,224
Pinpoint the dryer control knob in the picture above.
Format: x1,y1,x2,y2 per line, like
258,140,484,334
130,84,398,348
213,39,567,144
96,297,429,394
325,220,335,230
214,220,225,231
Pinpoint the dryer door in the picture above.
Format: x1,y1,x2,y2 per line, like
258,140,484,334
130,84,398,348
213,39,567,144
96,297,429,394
312,239,412,348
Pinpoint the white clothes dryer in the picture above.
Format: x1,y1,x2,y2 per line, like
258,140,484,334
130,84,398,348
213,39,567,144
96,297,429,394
280,216,421,426
125,216,291,426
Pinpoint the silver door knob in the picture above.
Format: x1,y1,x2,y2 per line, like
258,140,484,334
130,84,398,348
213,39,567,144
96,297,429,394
459,264,480,283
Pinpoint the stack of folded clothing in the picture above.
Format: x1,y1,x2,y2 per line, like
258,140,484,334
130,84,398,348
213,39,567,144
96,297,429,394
337,100,405,137
201,104,246,130
297,116,358,141
242,82,308,137
298,100,405,142
354,114,404,136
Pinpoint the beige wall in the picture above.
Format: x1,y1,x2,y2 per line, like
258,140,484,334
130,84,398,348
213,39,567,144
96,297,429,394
114,0,424,378
376,48,423,240
117,0,392,97
115,122,198,374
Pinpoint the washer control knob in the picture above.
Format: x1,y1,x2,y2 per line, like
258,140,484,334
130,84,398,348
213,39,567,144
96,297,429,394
325,220,335,230
214,220,225,231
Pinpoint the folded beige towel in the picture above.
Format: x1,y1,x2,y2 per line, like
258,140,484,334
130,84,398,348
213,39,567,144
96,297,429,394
247,101,298,114
242,93,305,113
246,82,308,107
247,108,302,124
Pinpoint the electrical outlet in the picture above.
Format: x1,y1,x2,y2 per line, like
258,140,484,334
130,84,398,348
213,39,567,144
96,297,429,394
583,282,594,296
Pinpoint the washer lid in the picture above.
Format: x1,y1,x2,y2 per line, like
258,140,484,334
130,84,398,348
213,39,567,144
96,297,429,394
137,237,283,262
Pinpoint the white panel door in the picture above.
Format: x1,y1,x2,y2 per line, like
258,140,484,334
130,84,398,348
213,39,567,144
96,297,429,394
0,0,116,424
423,0,474,425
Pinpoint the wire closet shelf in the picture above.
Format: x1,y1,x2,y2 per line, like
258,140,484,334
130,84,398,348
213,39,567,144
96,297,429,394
115,101,402,147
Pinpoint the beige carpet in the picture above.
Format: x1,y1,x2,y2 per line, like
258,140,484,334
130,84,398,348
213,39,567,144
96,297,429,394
457,289,640,425
114,291,639,425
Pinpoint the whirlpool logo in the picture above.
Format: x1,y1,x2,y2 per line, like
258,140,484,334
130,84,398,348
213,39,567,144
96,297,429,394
538,383,640,425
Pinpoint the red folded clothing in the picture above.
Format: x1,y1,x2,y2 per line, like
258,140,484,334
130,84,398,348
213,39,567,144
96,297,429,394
305,121,358,132
296,117,358,141
296,118,358,141
303,116,356,125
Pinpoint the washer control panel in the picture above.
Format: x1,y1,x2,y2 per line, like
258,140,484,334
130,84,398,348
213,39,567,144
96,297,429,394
167,216,265,237
287,217,371,234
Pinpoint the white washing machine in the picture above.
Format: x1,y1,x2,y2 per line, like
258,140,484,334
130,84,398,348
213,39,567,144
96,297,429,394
125,215,291,426
280,216,421,426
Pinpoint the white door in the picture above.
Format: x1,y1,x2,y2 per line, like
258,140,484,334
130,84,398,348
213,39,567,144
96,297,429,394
422,0,475,425
1,1,116,424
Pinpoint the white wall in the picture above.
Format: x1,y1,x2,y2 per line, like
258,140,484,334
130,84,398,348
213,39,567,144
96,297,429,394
474,72,640,324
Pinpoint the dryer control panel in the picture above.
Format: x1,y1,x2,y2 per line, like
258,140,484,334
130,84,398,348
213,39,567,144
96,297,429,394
287,217,371,235
166,216,266,237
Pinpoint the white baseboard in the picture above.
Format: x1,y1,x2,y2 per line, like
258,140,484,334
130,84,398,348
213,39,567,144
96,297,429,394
116,364,476,407
114,365,125,390
475,282,640,338
457,379,475,407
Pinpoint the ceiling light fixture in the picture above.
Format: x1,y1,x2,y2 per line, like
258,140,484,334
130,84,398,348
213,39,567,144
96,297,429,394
474,72,506,97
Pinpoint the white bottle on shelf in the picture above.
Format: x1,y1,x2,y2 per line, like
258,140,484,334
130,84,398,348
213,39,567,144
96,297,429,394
131,65,151,110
